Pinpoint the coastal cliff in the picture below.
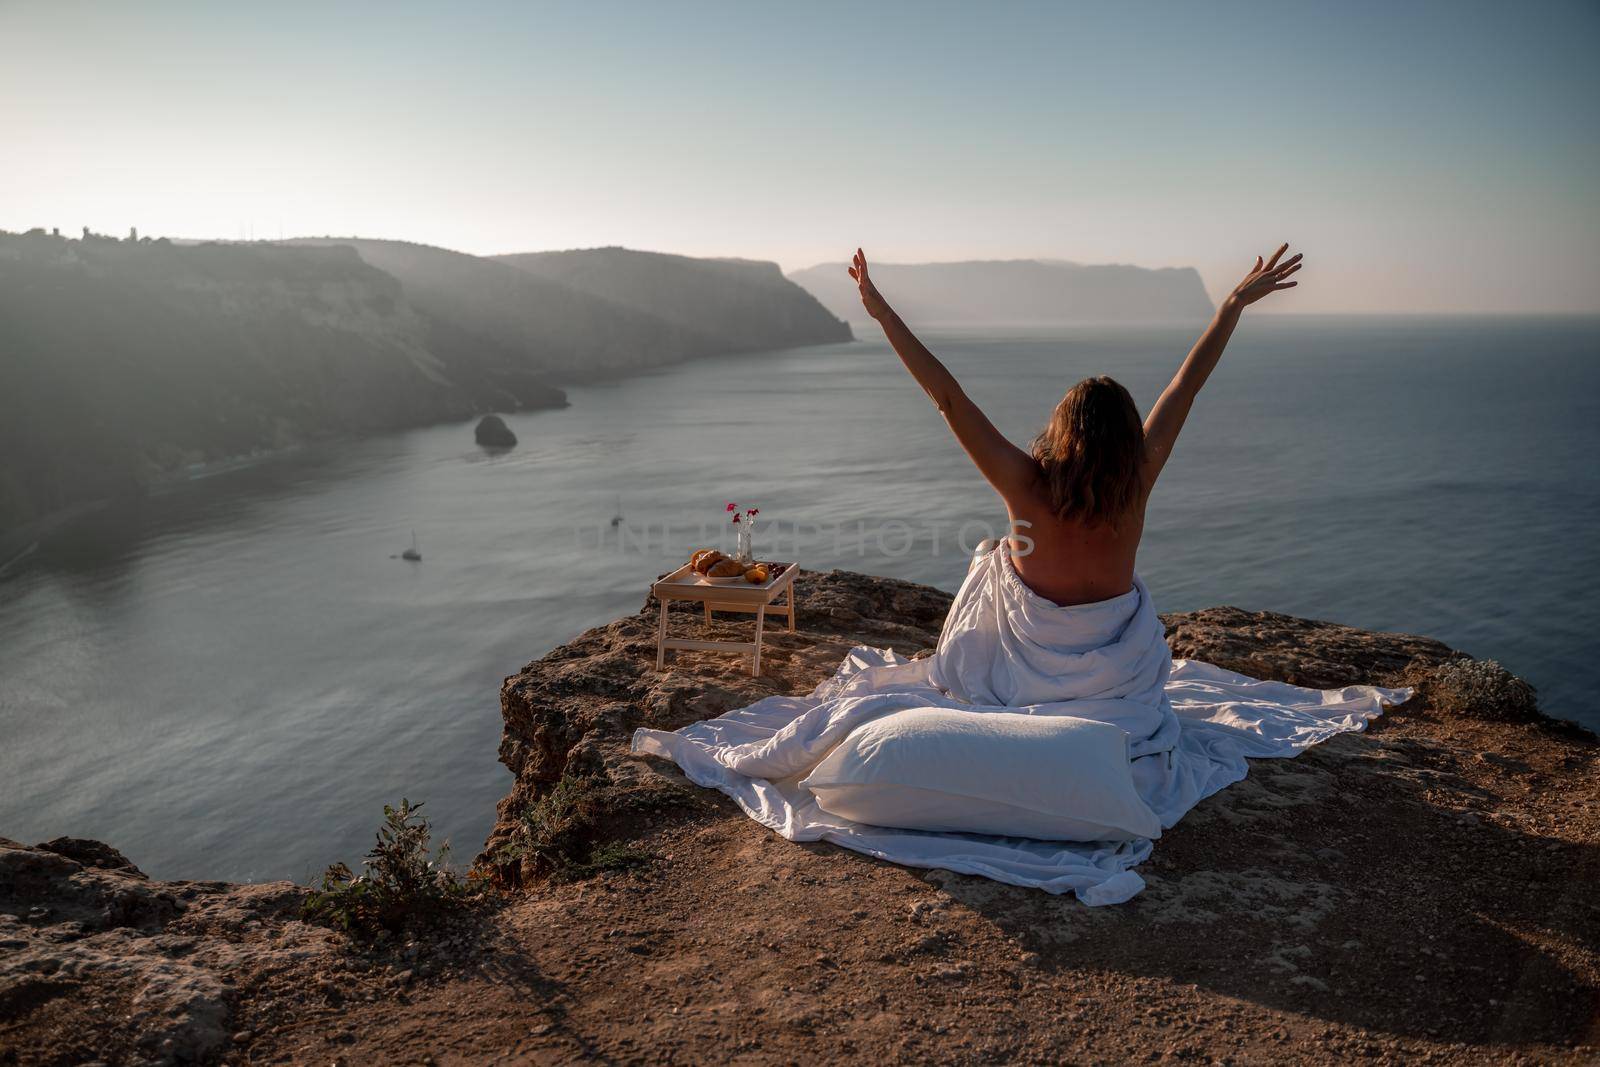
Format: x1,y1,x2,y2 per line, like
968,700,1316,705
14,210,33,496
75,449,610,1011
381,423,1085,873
2,573,1595,1065
289,239,851,380
494,246,853,356
0,231,564,535
0,233,849,539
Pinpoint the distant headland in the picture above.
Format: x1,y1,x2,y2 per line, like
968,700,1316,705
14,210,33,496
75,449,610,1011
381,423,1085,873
788,258,1215,325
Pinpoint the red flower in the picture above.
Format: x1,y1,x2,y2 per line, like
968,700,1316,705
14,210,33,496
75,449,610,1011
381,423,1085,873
725,502,737,512
731,514,741,524
748,508,759,516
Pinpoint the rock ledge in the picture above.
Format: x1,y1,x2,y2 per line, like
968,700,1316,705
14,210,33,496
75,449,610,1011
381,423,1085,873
3,570,1595,1065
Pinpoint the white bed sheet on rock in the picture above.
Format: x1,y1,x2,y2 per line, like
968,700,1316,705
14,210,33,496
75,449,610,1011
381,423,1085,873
632,544,1409,906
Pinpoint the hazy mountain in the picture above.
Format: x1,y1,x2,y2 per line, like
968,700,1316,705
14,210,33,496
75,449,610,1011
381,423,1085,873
787,259,1214,325
493,247,851,354
284,238,693,378
0,233,853,538
290,240,848,379
0,231,563,534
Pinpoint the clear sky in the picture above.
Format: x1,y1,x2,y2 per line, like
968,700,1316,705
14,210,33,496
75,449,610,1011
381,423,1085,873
3,0,1596,313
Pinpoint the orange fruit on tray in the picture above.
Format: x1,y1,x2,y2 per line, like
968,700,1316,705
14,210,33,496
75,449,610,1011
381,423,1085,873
744,564,769,584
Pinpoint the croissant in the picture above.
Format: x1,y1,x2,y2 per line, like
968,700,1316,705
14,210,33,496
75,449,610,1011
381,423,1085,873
693,549,725,575
708,558,746,578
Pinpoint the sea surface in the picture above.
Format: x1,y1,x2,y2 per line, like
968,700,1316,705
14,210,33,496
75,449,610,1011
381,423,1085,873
2,316,1596,882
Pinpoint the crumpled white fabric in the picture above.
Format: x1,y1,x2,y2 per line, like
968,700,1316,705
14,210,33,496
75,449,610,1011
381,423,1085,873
632,542,1410,905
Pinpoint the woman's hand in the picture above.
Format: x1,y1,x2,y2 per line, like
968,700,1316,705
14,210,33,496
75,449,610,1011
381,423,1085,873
1222,243,1303,314
847,248,893,320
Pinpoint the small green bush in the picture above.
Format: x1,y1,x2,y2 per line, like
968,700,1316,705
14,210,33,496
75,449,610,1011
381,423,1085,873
304,798,481,938
498,773,651,881
563,841,653,880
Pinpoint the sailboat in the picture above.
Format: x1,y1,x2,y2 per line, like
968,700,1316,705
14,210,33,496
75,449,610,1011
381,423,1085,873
401,530,422,561
610,495,624,528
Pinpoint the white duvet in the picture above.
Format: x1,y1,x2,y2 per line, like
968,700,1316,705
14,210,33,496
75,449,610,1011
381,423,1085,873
633,542,1409,905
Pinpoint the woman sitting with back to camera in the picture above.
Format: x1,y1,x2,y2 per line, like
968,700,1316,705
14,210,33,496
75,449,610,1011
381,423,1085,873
846,244,1303,607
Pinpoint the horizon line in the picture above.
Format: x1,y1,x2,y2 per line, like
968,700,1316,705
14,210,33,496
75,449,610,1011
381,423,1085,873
8,226,1598,318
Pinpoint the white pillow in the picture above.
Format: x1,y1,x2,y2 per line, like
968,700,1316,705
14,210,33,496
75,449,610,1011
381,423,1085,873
800,707,1161,842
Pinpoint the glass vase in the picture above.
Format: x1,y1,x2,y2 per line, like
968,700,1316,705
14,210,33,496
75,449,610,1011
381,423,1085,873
735,521,753,564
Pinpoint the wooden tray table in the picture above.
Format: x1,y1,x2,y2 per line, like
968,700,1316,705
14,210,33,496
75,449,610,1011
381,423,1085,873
651,561,799,676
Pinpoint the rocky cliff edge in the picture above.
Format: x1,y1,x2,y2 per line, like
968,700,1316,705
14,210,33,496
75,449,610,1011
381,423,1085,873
2,571,1596,1064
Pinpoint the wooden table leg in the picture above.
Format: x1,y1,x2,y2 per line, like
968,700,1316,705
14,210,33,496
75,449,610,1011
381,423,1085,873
752,605,766,676
656,598,669,671
785,586,796,632
704,602,712,627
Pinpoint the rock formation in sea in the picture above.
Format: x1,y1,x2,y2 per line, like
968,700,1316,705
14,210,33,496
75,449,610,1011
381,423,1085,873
2,572,1594,1064
473,414,517,449
788,258,1216,324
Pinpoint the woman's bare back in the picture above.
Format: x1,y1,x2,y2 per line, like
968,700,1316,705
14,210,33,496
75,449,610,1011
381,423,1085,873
1006,485,1144,607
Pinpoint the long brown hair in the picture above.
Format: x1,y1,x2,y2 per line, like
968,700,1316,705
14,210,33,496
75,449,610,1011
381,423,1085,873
1030,376,1146,526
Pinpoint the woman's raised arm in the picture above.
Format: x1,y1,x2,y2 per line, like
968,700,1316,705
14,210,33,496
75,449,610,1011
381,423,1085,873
1141,243,1303,487
849,249,1037,501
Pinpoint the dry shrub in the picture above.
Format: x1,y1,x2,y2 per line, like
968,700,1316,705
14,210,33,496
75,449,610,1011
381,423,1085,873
1413,657,1540,723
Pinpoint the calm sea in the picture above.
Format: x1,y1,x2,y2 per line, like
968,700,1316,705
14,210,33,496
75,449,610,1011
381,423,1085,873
2,316,1595,882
